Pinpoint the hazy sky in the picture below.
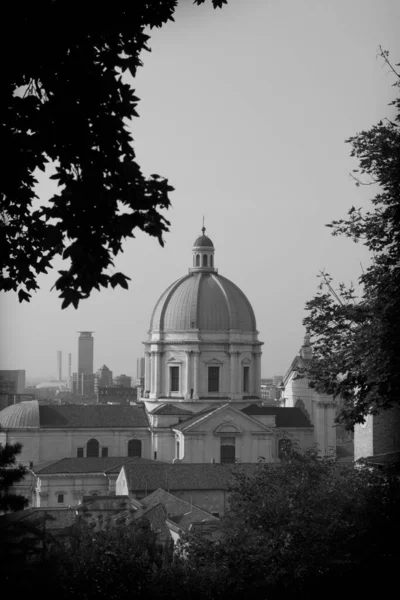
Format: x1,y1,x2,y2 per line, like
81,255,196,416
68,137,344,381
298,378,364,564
1,0,399,383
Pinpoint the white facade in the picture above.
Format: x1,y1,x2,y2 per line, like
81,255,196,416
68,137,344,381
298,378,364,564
282,338,337,455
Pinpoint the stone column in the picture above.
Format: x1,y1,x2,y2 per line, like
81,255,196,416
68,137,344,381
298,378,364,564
254,352,262,398
236,354,242,397
229,351,240,400
144,352,150,395
149,353,154,396
154,351,161,399
193,351,200,400
185,351,192,399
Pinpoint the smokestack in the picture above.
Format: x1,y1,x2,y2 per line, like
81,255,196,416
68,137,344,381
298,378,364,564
57,350,62,381
68,353,72,389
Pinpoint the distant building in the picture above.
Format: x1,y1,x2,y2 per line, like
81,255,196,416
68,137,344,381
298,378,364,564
0,393,36,411
0,370,26,395
73,332,95,396
272,375,283,386
136,357,145,398
97,386,137,405
95,365,113,392
114,374,132,388
72,372,95,397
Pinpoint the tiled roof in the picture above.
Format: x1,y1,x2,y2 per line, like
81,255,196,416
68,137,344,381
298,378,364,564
0,508,77,531
34,456,156,475
140,488,219,532
124,462,262,492
151,404,193,416
242,405,313,428
38,404,149,428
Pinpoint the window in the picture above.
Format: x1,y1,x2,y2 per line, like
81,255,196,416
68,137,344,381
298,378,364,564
86,438,100,458
196,254,200,266
154,451,157,460
170,366,179,392
57,494,64,504
77,447,84,458
278,438,292,460
101,447,108,457
208,366,219,392
202,254,208,267
243,366,250,393
128,439,142,457
220,437,235,464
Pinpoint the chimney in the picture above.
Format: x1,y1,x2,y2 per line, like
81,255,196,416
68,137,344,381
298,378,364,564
57,350,62,380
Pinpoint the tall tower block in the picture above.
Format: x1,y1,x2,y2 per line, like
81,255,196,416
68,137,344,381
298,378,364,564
77,332,94,375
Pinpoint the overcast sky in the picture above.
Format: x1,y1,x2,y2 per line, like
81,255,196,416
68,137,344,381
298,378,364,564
1,0,399,384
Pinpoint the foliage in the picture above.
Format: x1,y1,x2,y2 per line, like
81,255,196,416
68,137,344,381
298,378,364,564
304,48,400,429
0,439,28,512
0,0,226,309
183,446,400,599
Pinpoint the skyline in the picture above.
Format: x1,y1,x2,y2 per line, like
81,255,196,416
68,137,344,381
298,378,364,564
1,0,399,382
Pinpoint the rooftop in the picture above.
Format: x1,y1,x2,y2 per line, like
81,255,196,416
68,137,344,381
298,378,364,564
33,456,158,475
123,462,268,492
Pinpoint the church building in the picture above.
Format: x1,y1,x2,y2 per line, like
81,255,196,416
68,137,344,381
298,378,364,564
0,228,336,478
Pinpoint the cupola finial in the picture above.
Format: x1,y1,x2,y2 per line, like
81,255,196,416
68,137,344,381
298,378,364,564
202,215,206,236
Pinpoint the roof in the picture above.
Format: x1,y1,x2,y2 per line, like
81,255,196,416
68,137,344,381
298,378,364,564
0,400,39,428
151,404,193,416
33,456,156,475
39,404,149,428
283,354,311,385
0,401,149,429
193,234,214,247
140,488,219,532
242,405,313,428
0,508,77,532
150,272,257,332
123,462,262,492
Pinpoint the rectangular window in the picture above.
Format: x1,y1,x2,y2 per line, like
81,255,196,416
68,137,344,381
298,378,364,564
77,447,84,458
220,437,235,464
57,494,64,504
243,366,250,393
101,447,108,457
170,366,179,392
208,366,220,392
176,440,180,459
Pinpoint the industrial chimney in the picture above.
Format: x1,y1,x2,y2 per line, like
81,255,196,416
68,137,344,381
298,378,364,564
57,350,62,381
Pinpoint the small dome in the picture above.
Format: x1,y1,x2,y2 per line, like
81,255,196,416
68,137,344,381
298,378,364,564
0,400,40,428
193,234,214,248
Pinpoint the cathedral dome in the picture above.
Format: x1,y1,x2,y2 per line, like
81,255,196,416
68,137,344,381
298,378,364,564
150,227,257,333
0,400,40,429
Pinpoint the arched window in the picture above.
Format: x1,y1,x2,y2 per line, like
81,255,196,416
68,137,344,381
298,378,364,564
196,254,200,266
128,439,142,457
220,437,235,463
86,438,99,458
203,254,208,267
210,255,213,267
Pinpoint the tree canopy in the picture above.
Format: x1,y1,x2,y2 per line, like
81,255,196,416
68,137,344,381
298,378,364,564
182,446,400,599
0,0,226,309
304,49,400,429
0,439,28,512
